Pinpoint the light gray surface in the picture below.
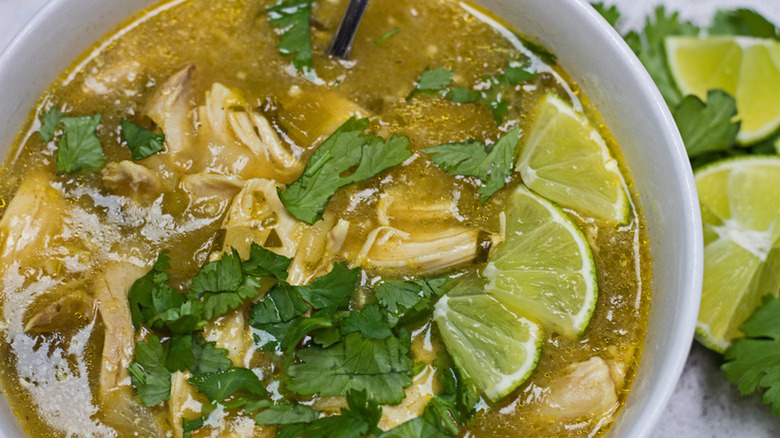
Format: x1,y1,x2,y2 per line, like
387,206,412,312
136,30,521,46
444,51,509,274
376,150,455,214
0,0,774,437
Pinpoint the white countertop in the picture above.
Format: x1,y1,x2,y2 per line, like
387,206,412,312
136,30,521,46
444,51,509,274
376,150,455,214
1,0,780,437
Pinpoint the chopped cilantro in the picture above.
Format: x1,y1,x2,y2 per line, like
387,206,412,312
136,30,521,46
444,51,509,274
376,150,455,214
188,368,267,402
723,295,780,415
280,117,411,224
253,403,320,425
414,62,536,123
296,262,359,309
374,278,447,325
424,127,521,201
128,335,171,407
56,113,106,173
710,9,780,39
590,2,621,27
341,304,393,340
242,242,292,281
267,0,315,79
121,119,165,160
38,106,63,142
411,67,454,97
166,333,232,375
374,27,400,46
249,282,312,351
189,249,263,319
673,90,740,159
287,332,414,404
276,390,383,438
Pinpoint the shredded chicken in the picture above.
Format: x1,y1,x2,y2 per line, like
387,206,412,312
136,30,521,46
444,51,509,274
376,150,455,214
0,171,64,267
169,370,202,438
203,309,254,368
144,64,196,170
200,83,302,177
539,356,619,420
222,178,305,259
101,160,164,201
353,226,500,275
288,218,350,286
94,262,147,402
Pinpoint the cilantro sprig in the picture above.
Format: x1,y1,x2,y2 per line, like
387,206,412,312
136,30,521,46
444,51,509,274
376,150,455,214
121,119,165,160
723,296,780,415
423,128,521,201
268,0,316,79
409,62,537,124
45,111,107,174
280,117,411,224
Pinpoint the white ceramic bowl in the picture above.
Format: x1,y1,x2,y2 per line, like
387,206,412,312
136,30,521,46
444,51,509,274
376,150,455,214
0,0,702,436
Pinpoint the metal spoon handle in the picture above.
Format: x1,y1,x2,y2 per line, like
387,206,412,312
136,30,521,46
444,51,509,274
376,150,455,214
328,0,370,59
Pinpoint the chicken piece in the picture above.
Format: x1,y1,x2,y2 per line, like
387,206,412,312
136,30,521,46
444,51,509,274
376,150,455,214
0,171,64,268
102,390,165,437
222,178,306,259
94,262,148,402
145,65,196,171
180,173,244,219
169,370,204,438
24,291,94,333
353,226,500,275
288,218,350,286
199,83,303,180
203,309,254,367
101,160,164,201
539,357,619,420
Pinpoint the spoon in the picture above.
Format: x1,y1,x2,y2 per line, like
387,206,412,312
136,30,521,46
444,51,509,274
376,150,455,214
327,0,370,59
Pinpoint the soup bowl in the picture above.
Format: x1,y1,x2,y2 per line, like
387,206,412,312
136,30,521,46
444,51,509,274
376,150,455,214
0,0,702,436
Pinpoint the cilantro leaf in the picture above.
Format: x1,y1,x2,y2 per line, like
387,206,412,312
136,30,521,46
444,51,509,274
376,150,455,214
411,67,454,97
375,278,447,325
253,403,320,425
445,86,480,103
710,9,780,40
379,417,451,438
623,6,699,107
286,332,413,404
56,114,106,173
276,390,383,438
128,335,171,407
121,119,165,160
673,90,740,159
503,61,536,85
128,251,174,329
590,2,621,27
167,333,232,375
249,282,312,351
190,250,262,319
296,262,359,310
38,106,63,142
267,0,315,79
242,242,292,281
280,117,412,224
342,304,393,339
424,127,521,201
188,368,267,402
723,295,780,415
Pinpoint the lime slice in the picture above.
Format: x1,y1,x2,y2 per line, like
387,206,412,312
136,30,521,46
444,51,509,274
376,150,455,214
433,293,541,402
516,93,629,224
666,36,780,145
484,184,598,337
694,156,780,353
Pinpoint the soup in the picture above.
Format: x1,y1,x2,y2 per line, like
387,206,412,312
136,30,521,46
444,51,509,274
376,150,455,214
0,0,651,436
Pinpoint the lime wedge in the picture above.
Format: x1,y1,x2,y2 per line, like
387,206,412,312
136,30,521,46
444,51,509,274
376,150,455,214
433,293,541,402
694,156,780,352
666,36,780,145
516,93,629,224
485,185,598,337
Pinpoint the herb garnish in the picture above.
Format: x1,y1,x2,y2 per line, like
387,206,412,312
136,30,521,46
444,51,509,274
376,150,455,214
375,27,400,45
423,127,521,201
55,113,107,173
121,119,165,160
410,62,537,123
38,106,64,142
723,295,780,415
279,117,411,224
268,0,316,79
